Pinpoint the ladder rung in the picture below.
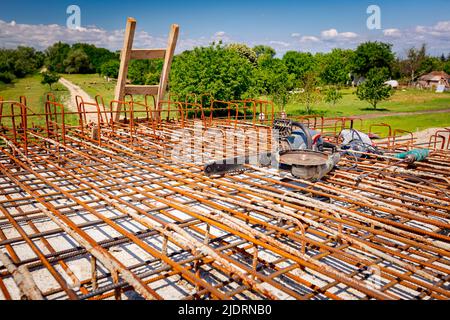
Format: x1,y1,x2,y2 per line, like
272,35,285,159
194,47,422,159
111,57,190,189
130,49,166,60
124,85,159,95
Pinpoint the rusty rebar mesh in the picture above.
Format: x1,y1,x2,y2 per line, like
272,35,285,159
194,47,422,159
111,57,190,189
0,101,449,300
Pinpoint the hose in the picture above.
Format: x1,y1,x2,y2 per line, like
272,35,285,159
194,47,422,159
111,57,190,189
292,121,313,149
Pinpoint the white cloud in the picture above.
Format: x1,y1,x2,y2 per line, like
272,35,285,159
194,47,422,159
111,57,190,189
214,31,226,37
1,19,450,56
0,19,168,51
383,28,402,37
321,28,339,38
340,32,358,39
289,21,450,54
211,31,232,43
0,19,233,53
320,29,357,40
412,21,450,42
434,21,450,32
300,36,320,42
269,40,290,47
415,26,427,33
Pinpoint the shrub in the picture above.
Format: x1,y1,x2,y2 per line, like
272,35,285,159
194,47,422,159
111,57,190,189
356,67,393,109
0,72,16,84
41,71,61,89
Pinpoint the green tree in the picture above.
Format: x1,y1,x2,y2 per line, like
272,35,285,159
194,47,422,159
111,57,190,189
0,47,43,82
0,49,18,83
282,51,316,83
444,61,450,75
228,44,257,65
170,43,255,101
45,42,71,73
100,60,120,79
319,49,354,85
144,64,163,85
356,68,393,110
419,56,444,75
324,86,343,106
41,71,60,89
72,43,118,73
253,55,294,110
352,42,395,77
127,59,163,85
294,71,322,114
128,60,149,84
0,72,16,84
45,43,118,74
63,48,93,74
253,45,276,59
13,46,42,77
401,44,427,84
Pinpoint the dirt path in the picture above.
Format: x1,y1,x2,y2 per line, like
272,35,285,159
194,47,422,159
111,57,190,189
356,108,450,120
59,77,100,123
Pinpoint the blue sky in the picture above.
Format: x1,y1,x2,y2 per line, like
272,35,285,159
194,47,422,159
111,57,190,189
1,0,450,55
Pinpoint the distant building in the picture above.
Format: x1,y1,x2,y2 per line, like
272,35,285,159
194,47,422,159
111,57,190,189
385,80,399,89
349,74,365,87
418,71,450,89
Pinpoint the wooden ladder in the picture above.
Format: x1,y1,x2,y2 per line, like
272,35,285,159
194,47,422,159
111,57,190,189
114,17,179,121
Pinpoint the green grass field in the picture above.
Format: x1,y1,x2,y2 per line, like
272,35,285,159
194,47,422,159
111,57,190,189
272,88,450,135
284,88,450,116
360,113,450,137
0,74,69,113
62,73,116,103
0,74,77,126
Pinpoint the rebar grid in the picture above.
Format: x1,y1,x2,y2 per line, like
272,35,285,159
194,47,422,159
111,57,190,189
0,98,449,300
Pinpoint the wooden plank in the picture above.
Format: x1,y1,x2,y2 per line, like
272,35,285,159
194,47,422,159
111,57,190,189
124,85,159,96
114,17,136,121
157,24,179,109
130,49,166,60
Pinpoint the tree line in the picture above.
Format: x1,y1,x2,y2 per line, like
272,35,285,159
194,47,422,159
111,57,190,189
0,43,118,84
1,40,449,110
170,42,450,110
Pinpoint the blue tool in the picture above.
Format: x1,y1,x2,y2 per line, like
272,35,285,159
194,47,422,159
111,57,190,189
395,149,429,163
356,149,430,184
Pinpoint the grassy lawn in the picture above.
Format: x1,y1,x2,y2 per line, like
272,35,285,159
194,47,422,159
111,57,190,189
62,73,116,103
360,113,450,137
0,74,77,126
284,88,450,117
0,74,68,113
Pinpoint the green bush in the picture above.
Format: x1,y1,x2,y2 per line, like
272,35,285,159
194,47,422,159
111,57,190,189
170,43,255,101
0,47,43,81
0,71,16,84
100,60,120,79
356,67,393,109
41,71,61,89
324,86,343,106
